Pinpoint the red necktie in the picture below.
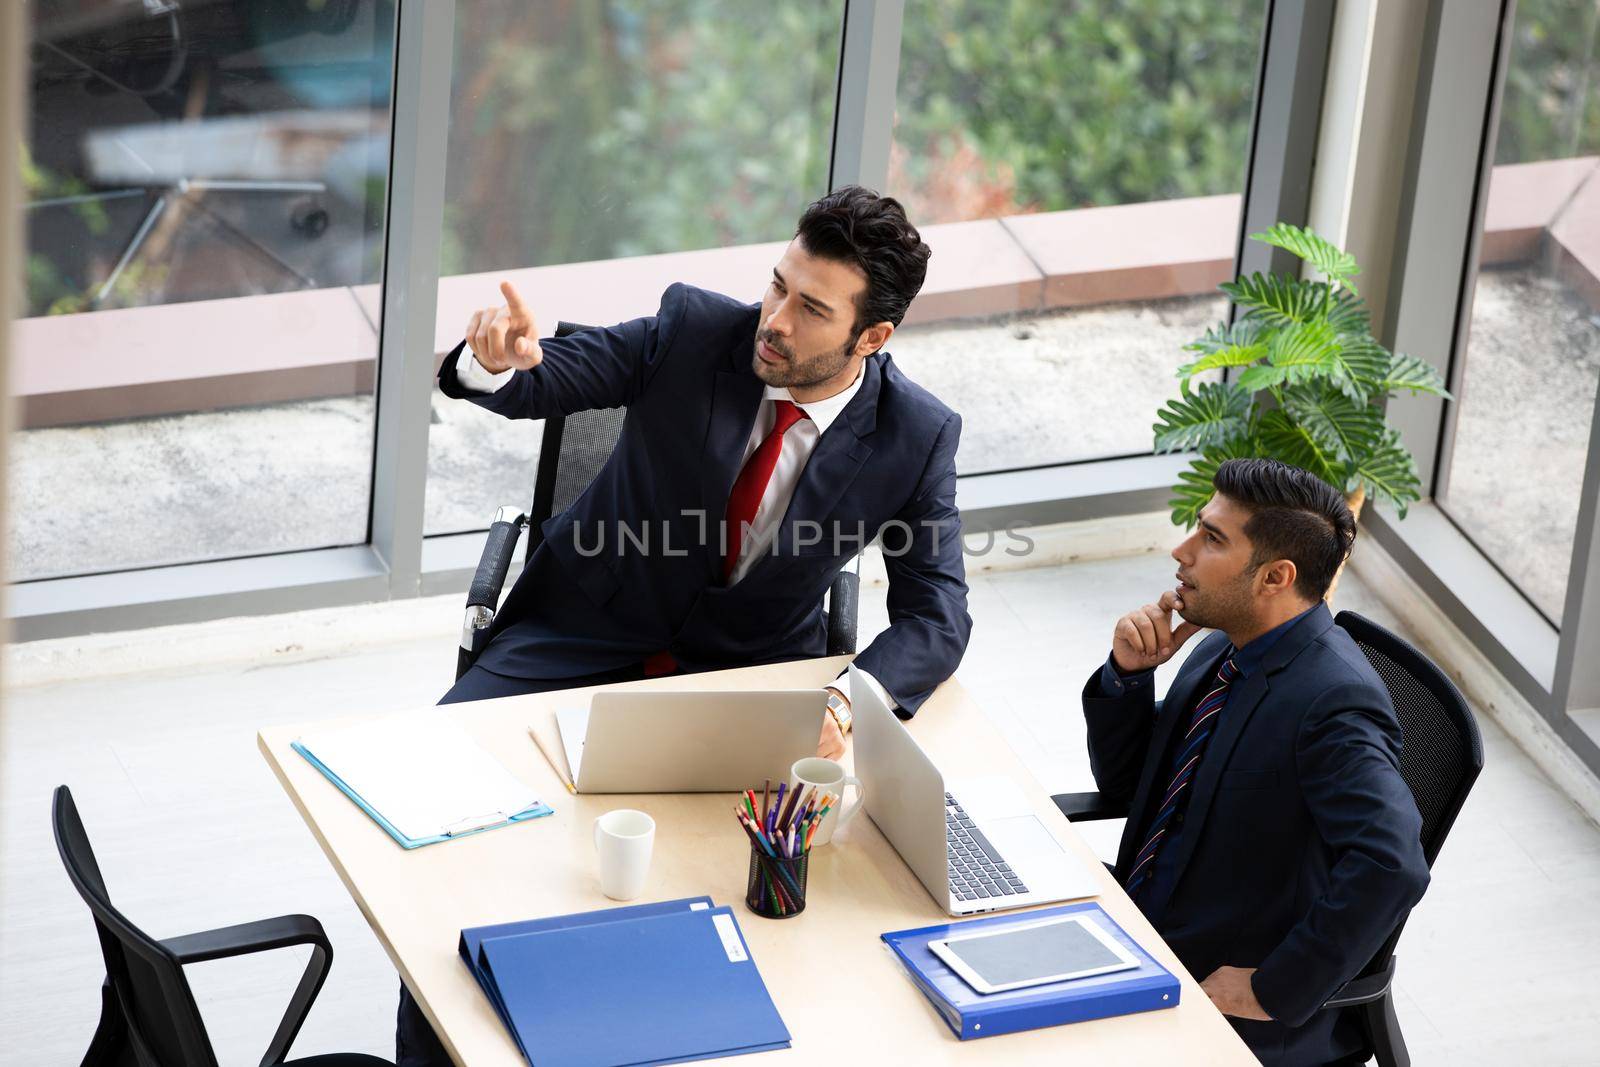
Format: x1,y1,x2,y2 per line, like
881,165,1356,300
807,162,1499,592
723,399,808,581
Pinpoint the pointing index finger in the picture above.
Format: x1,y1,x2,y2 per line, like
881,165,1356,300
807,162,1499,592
499,280,530,318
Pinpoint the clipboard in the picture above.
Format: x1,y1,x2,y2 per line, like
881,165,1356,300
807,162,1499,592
294,711,553,849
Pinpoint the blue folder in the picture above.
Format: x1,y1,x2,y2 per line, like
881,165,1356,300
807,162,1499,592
880,901,1180,1040
458,897,715,1041
475,904,790,1067
291,741,552,849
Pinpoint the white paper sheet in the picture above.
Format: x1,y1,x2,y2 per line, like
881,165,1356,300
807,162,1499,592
297,711,542,841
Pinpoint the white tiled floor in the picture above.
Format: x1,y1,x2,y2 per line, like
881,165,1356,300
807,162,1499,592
3,556,1599,1064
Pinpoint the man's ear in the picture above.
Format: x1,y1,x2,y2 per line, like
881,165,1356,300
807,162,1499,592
1258,558,1298,597
854,321,894,358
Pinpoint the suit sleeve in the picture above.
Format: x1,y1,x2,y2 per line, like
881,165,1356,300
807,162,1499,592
850,413,971,716
436,283,688,418
1250,682,1430,1026
1083,657,1159,809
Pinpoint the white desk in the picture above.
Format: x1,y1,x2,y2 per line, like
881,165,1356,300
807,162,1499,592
258,656,1254,1065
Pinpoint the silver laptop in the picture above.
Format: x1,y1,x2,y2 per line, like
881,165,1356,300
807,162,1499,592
555,689,826,793
849,666,1098,915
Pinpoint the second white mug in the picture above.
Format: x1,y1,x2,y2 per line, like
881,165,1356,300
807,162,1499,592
788,756,865,848
593,808,654,900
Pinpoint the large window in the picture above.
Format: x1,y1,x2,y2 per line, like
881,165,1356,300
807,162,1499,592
13,0,396,580
423,0,844,536
885,0,1266,474
1437,0,1600,624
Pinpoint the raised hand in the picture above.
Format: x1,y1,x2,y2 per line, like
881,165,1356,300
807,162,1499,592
464,280,542,373
1111,589,1203,674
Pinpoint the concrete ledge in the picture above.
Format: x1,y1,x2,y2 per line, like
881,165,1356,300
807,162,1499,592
1480,157,1596,264
12,161,1598,428
1001,194,1239,308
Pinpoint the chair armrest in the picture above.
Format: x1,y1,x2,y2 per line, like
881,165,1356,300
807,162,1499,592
1321,958,1396,1009
467,506,527,612
165,913,333,1067
1051,791,1131,822
458,506,527,679
826,570,860,656
161,913,329,964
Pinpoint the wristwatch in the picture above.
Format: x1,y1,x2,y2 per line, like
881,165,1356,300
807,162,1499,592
825,688,854,734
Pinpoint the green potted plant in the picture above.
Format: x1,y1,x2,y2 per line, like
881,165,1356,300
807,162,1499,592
1154,223,1451,533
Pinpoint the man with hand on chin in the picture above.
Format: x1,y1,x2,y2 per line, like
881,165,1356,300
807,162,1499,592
1083,458,1428,1066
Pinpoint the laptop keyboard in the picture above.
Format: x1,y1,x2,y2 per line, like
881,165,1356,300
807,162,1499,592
946,793,1029,902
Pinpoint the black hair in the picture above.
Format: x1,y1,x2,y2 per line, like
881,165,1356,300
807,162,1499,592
1212,458,1356,600
794,185,931,336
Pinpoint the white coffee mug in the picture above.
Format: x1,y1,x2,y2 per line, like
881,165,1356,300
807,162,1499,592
788,756,865,848
593,808,655,900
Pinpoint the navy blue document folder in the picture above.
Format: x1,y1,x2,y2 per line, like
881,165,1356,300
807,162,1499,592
880,901,1180,1040
468,901,789,1066
459,897,714,1041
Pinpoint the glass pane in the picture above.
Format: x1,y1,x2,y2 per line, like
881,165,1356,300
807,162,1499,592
425,1,843,536
886,0,1266,474
1439,0,1600,623
13,0,395,580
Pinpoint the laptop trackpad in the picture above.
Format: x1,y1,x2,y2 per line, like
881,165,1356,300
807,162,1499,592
982,814,1066,863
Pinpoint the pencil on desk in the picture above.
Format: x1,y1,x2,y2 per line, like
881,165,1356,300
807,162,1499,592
528,729,577,795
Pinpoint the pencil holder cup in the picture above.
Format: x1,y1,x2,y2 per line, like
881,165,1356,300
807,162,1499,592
745,844,809,919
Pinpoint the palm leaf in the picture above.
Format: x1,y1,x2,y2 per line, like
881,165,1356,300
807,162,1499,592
1326,287,1371,336
1366,352,1451,398
1283,384,1384,467
1178,341,1267,379
1323,334,1389,404
1169,436,1261,528
1153,381,1252,452
1184,317,1264,355
1251,222,1361,293
1220,272,1324,328
1255,408,1344,487
1348,428,1424,518
1235,320,1339,391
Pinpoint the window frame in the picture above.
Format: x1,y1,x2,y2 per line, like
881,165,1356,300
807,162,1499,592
9,0,1327,649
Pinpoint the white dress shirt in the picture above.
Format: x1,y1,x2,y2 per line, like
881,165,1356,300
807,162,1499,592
456,347,895,712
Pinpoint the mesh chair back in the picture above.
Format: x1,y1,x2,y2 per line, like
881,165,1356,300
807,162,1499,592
1333,611,1484,968
52,786,219,1067
526,322,627,557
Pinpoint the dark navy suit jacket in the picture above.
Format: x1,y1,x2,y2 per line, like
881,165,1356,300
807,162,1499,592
1083,604,1429,1065
438,282,972,714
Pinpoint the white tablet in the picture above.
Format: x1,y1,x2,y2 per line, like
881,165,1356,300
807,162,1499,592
929,914,1140,994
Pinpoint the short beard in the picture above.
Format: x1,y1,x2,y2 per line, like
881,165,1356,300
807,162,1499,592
1180,567,1256,634
752,328,858,389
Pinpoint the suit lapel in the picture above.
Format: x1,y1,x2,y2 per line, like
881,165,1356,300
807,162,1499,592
765,355,882,558
1115,636,1227,875
1160,603,1336,894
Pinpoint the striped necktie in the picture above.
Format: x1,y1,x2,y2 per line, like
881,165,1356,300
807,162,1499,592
1124,655,1240,902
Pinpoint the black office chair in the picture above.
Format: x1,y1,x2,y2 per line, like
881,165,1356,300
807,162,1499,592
52,785,392,1067
456,321,861,680
1051,610,1483,1067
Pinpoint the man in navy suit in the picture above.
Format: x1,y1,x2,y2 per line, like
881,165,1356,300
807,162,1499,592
1083,459,1428,1066
396,187,971,1066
